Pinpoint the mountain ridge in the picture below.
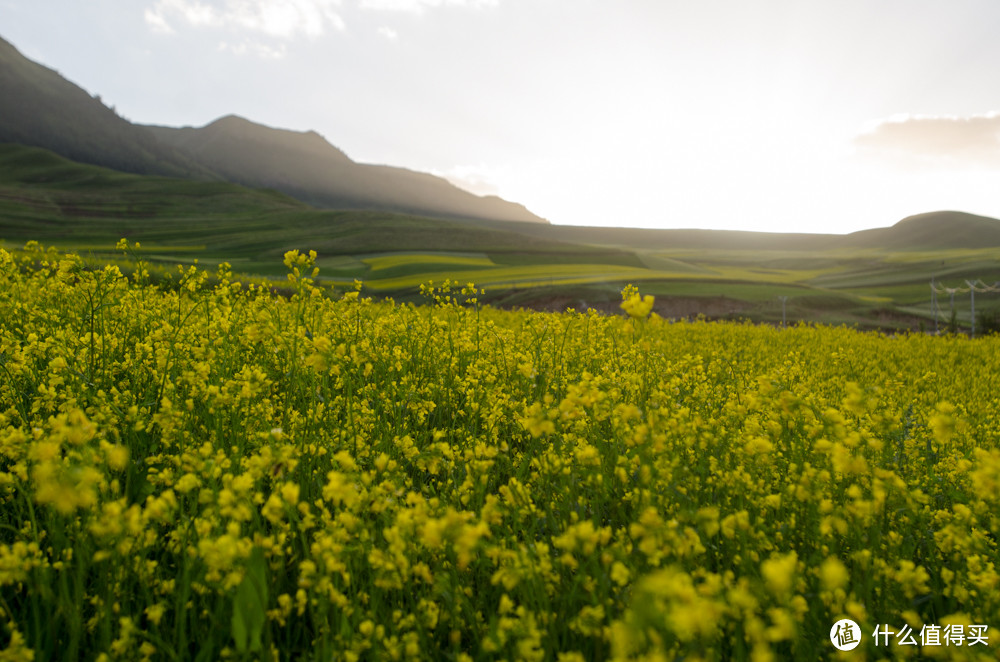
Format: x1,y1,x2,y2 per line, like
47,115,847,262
143,115,546,223
0,35,213,179
462,209,1000,253
4,34,1000,240
842,211,1000,250
0,34,547,225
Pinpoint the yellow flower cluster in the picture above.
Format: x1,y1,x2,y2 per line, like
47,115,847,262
0,242,998,660
620,283,655,320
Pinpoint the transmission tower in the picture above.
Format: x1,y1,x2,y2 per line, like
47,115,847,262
930,279,1000,337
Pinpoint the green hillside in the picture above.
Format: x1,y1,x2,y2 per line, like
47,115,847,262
0,34,547,226
840,211,1000,250
0,144,611,277
473,210,1000,253
4,143,1000,331
0,36,210,178
145,116,548,224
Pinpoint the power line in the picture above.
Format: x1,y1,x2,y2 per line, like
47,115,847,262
929,279,1000,337
930,280,1000,295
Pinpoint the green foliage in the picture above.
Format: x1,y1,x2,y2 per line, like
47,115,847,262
948,309,960,335
232,547,269,654
977,309,1000,336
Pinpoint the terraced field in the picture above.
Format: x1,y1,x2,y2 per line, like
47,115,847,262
4,143,1000,331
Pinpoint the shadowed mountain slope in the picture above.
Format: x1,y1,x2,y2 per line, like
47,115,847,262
0,143,579,259
0,36,211,178
0,34,545,225
144,116,547,224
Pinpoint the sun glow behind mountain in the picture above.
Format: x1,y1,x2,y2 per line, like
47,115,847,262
4,0,1000,233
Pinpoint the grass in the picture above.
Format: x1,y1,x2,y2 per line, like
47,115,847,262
363,253,495,271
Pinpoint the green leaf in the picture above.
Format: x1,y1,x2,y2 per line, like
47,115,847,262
232,546,269,653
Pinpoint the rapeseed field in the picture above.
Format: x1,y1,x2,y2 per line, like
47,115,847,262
0,242,998,661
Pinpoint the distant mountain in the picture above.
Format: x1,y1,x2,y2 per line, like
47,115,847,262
483,210,1000,253
5,140,1000,268
144,115,547,224
0,142,572,258
0,34,546,225
0,36,211,178
839,211,1000,250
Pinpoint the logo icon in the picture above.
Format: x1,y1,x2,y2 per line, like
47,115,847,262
831,619,862,651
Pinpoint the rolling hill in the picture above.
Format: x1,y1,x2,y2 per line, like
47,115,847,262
143,115,546,224
464,210,1000,253
5,141,1000,330
838,211,1000,250
5,142,1000,260
0,36,210,179
0,143,589,270
0,34,545,225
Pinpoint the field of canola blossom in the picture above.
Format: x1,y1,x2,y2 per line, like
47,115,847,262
0,242,999,661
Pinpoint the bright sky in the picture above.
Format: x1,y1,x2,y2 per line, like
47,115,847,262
3,0,1000,234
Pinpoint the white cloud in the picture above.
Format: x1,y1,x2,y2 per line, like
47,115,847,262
144,6,176,33
145,0,345,40
145,0,220,30
359,0,498,14
377,25,398,40
855,112,1000,169
218,39,287,58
